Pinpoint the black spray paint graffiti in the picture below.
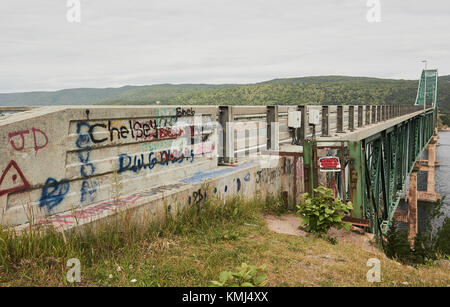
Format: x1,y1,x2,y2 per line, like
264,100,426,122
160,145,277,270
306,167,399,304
176,107,195,117
83,108,200,144
39,177,70,213
118,149,195,174
188,173,251,207
189,188,206,207
256,168,281,184
137,183,186,198
76,122,98,204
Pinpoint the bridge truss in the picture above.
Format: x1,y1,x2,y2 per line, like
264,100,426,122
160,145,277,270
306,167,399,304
303,70,438,239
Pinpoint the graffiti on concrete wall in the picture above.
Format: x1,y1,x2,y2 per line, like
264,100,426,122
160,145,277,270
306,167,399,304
31,182,187,230
256,168,281,184
118,148,195,174
75,122,98,205
0,160,30,197
39,177,70,213
80,109,209,145
3,107,218,226
8,127,48,154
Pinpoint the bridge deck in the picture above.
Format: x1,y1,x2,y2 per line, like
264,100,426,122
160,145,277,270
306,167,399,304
318,108,432,142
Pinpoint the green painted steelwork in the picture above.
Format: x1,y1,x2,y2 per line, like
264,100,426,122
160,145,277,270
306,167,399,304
303,70,438,239
415,69,438,108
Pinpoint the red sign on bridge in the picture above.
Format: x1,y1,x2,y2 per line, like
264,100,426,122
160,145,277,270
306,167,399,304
318,157,341,172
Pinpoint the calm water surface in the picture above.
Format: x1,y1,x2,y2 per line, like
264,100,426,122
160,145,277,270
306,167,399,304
431,130,450,228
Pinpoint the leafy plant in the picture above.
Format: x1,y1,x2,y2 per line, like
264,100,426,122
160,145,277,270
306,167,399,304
296,186,353,236
210,263,268,287
434,217,450,256
384,218,450,265
384,222,416,264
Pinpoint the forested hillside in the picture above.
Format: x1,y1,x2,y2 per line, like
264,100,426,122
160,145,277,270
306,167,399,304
1,75,449,123
0,86,142,106
99,75,450,110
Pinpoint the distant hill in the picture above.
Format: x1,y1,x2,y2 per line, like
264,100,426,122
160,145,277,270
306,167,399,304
98,84,236,105
0,84,235,107
440,75,450,82
1,74,449,123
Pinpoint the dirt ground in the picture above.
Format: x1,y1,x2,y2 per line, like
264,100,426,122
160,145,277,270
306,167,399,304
264,214,382,255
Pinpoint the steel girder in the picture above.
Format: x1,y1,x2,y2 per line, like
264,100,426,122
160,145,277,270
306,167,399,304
302,109,436,239
361,109,436,236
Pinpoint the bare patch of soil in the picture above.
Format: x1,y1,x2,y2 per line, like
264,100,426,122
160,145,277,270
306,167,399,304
264,214,383,255
264,214,307,237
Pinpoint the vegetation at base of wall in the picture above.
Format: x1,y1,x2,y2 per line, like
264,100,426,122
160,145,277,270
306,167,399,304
1,194,449,286
296,186,353,240
260,194,293,216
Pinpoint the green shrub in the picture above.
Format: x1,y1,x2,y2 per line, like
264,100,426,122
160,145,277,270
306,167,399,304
383,220,449,265
210,263,268,287
384,222,416,264
296,186,353,236
435,217,450,256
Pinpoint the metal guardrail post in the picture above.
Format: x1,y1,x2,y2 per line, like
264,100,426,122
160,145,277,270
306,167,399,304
372,105,376,123
299,105,309,144
322,106,329,136
377,106,381,122
303,139,315,195
219,106,234,164
358,106,363,127
267,105,279,150
337,105,344,133
348,141,364,218
365,105,370,125
349,106,355,131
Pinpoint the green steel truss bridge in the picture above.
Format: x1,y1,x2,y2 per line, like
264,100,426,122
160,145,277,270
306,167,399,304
298,69,439,239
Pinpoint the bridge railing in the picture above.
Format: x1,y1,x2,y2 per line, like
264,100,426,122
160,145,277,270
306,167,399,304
218,104,426,163
0,103,428,227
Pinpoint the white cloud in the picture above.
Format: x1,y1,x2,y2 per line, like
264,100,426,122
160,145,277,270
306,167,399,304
0,0,449,92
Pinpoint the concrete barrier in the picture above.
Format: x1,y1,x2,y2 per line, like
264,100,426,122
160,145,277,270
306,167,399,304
0,105,298,231
0,106,219,226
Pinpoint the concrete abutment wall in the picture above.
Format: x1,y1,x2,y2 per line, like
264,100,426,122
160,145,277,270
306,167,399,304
0,106,300,231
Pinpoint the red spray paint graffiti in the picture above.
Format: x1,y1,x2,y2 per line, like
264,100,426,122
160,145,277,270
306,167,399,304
0,160,30,196
8,128,48,154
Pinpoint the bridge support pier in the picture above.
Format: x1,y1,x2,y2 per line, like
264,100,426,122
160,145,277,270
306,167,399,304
405,131,440,242
414,136,440,202
408,171,418,241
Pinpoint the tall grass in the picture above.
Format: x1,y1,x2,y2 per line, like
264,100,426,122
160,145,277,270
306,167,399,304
0,194,277,274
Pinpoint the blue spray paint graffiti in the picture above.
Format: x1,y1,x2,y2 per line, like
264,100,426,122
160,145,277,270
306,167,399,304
244,172,251,182
39,177,70,212
76,122,91,149
236,178,241,192
76,122,98,204
181,161,257,184
78,151,95,178
80,179,98,203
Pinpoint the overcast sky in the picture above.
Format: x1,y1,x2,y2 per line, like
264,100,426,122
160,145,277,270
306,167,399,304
0,0,449,93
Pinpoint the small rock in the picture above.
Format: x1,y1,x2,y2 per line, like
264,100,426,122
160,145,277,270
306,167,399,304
108,274,113,279
130,279,137,283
